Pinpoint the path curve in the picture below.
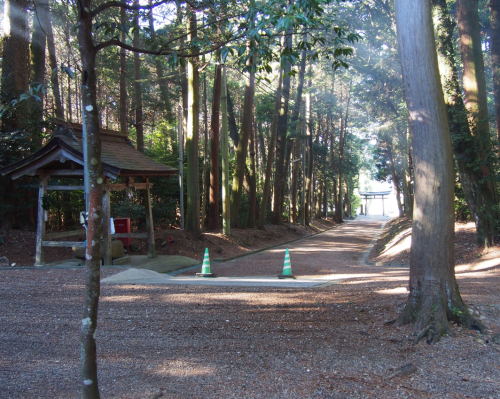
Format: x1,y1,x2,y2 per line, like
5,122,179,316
103,215,409,287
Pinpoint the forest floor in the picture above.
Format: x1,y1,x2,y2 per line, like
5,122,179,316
1,216,500,398
0,218,338,267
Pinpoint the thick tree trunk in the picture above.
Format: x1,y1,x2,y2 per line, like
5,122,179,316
77,0,103,396
208,64,222,230
133,1,144,151
452,0,499,246
491,0,500,147
230,60,255,228
394,0,482,343
272,30,293,225
258,73,283,229
1,0,29,134
185,10,200,234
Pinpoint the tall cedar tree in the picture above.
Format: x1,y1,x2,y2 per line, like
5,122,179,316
272,29,293,224
457,0,499,246
393,0,482,343
432,0,499,246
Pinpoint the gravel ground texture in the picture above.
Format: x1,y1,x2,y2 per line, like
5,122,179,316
1,216,500,398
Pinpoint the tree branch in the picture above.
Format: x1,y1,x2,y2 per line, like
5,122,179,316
91,0,170,17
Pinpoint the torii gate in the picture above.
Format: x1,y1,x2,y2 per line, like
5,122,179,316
359,190,392,216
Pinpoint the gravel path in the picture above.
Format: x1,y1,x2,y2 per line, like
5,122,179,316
1,216,499,398
182,216,393,278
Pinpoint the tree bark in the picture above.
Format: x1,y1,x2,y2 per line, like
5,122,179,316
133,0,144,151
30,0,48,126
201,66,209,230
491,0,500,147
48,0,64,120
119,7,127,131
447,0,499,246
272,30,293,225
334,83,350,224
230,59,255,228
1,0,30,135
77,0,103,395
394,0,482,343
247,115,258,227
185,10,200,234
208,64,222,230
304,75,313,226
258,72,283,229
148,1,172,121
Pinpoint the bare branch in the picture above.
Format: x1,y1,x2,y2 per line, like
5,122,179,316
94,34,244,57
91,0,170,17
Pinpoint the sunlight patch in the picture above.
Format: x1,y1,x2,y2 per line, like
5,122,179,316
375,286,408,295
154,360,215,377
100,295,148,302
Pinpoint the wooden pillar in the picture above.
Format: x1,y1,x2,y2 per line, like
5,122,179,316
144,178,157,258
382,195,385,216
35,176,48,266
102,177,112,266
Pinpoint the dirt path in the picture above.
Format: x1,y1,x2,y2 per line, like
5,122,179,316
1,216,499,398
181,216,391,277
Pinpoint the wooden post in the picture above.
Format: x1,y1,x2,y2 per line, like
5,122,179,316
35,176,48,266
382,195,385,216
102,178,112,265
144,178,157,258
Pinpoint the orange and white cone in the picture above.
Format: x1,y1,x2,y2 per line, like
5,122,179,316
278,248,295,279
196,248,216,278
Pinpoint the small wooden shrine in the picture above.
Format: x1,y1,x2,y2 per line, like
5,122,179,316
0,119,178,266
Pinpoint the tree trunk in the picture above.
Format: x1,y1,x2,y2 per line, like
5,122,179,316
272,30,293,225
119,7,127,131
491,0,500,147
247,115,257,227
230,58,255,228
208,64,222,230
201,66,209,230
394,0,482,343
133,0,144,151
185,10,200,234
334,84,350,224
30,0,48,127
1,0,30,135
148,1,172,121
291,133,301,223
258,72,283,229
226,90,239,149
433,0,499,246
304,76,313,226
48,0,64,120
77,0,103,395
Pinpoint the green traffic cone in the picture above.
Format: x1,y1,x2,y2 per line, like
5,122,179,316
278,248,295,279
196,248,216,278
